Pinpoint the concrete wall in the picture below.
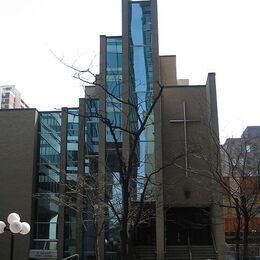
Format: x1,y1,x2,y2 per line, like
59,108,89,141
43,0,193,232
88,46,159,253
0,109,38,260
160,56,177,86
161,86,214,206
161,82,225,259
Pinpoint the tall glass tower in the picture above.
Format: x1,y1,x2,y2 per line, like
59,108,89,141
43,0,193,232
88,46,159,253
94,0,164,258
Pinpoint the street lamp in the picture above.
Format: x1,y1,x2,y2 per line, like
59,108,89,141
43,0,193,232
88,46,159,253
0,213,30,260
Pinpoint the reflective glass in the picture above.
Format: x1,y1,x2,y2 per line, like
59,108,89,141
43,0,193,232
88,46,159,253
34,222,58,240
83,220,96,256
106,81,122,98
65,109,78,254
85,100,99,180
64,222,77,256
129,46,153,93
129,2,152,46
129,1,155,200
33,112,61,243
106,37,123,143
85,100,99,157
82,100,100,253
66,109,79,176
105,172,121,252
33,210,58,241
38,112,61,193
107,53,122,70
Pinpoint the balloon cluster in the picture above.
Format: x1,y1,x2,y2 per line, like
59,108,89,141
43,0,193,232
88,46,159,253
0,213,30,235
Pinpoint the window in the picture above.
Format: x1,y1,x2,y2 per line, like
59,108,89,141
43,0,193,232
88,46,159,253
231,159,237,166
239,158,244,165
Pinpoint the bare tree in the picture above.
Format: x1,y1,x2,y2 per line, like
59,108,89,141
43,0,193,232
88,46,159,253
195,130,260,260
49,63,187,260
220,136,260,259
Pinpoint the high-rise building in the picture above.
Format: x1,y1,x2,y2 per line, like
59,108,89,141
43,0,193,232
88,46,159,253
0,85,29,109
0,1,224,259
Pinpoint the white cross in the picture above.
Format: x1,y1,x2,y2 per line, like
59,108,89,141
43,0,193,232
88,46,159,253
169,101,200,177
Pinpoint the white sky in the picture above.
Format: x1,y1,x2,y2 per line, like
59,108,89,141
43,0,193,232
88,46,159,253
0,0,260,142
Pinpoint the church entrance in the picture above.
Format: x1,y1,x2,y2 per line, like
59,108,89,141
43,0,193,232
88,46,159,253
166,207,212,245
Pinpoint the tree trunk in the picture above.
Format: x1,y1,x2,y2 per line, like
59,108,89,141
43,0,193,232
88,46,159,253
120,223,128,260
243,215,249,260
96,235,100,260
235,204,241,260
120,179,129,260
128,228,137,260
235,218,241,260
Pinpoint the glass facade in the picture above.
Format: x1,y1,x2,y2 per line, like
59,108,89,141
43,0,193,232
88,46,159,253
104,1,155,254
83,99,100,258
129,1,155,198
64,108,79,257
33,112,61,251
31,1,156,258
106,37,122,143
105,37,123,253
66,109,79,181
85,100,99,175
33,104,101,258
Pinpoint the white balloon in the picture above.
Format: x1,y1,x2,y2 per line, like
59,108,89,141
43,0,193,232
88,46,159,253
7,213,20,224
9,221,22,233
0,221,6,234
20,222,30,235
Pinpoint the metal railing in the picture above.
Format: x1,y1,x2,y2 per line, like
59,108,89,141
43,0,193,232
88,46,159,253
62,254,79,260
187,231,192,260
211,231,218,258
32,238,58,249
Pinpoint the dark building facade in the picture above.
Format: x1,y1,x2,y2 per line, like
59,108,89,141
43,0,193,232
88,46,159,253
0,109,38,260
0,0,224,259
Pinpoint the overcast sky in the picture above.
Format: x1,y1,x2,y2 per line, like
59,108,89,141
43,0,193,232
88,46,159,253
0,0,259,142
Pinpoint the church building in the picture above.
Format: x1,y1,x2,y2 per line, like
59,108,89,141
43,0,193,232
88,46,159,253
0,0,224,259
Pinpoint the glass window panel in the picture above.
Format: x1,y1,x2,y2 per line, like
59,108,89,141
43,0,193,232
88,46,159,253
31,240,58,250
67,109,79,178
107,52,122,69
34,111,62,243
105,172,121,252
86,99,99,117
64,222,77,256
137,141,155,177
34,222,58,240
107,112,122,126
107,43,122,53
106,74,122,81
106,128,122,143
84,156,99,175
83,220,96,254
128,1,155,198
106,100,122,114
129,2,152,46
65,207,77,222
34,195,59,220
129,46,153,93
37,112,61,196
106,37,123,144
106,81,122,98
85,100,100,155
